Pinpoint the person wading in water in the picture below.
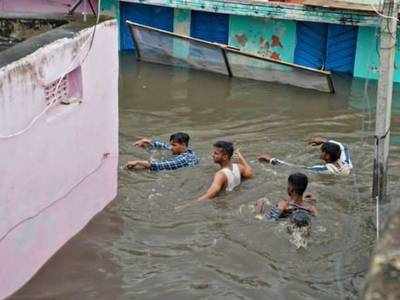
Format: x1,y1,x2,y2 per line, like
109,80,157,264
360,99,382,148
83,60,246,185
126,132,199,171
255,172,317,228
258,137,353,176
175,141,252,211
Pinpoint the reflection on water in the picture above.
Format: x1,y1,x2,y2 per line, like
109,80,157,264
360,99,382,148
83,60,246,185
11,53,400,300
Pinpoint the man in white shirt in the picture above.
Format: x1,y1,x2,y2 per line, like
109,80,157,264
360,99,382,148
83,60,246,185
258,137,353,176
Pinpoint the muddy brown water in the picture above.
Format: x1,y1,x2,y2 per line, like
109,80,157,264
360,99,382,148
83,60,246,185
11,53,400,300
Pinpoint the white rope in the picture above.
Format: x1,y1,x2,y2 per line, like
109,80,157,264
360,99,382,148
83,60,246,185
370,2,400,22
0,0,102,139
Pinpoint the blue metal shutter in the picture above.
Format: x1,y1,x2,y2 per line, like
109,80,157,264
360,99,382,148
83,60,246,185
190,11,229,44
119,2,174,51
294,22,328,69
325,24,358,74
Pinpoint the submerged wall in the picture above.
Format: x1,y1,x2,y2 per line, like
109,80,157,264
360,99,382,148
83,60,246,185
118,0,400,82
0,20,118,299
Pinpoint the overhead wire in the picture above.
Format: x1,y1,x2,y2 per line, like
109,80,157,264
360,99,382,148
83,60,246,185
0,0,102,139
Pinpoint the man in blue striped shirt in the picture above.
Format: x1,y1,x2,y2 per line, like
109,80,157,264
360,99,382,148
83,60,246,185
126,132,199,171
255,173,317,224
258,137,353,175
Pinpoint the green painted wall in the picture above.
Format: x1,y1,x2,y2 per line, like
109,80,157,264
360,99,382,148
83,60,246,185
353,26,400,82
229,15,296,63
101,0,119,16
173,8,191,34
173,8,191,59
119,0,379,26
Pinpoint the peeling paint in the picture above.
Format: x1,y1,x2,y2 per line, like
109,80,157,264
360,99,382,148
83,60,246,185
259,37,270,50
229,15,295,62
270,51,280,60
271,35,283,48
121,0,379,26
235,33,248,47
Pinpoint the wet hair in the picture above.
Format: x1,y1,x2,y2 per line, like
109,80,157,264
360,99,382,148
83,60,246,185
170,132,190,147
213,141,234,159
288,173,308,196
321,142,341,162
290,210,311,227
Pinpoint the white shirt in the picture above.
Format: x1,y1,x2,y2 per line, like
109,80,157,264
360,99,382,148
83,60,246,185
221,163,241,191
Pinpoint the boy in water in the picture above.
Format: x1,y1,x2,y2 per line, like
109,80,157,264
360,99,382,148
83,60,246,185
258,137,353,176
255,173,316,227
126,132,199,171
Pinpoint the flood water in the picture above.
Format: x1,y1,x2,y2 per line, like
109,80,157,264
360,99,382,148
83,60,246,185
11,53,400,300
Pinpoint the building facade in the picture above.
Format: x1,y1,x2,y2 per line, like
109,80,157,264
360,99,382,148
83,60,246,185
113,0,400,82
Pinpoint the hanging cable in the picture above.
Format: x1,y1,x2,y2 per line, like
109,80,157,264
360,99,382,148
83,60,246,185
370,1,400,23
0,0,102,139
0,153,111,244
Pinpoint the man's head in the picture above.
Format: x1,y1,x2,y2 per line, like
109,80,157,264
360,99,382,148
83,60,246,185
287,173,308,197
169,132,190,155
212,141,234,165
320,142,341,163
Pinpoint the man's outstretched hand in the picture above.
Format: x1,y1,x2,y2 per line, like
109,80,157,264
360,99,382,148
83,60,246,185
257,154,273,163
126,160,150,170
133,138,152,148
307,137,328,146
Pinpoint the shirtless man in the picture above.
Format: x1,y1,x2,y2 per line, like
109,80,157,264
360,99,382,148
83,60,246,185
258,137,353,176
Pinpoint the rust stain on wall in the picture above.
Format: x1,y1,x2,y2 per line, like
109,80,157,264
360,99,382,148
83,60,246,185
271,51,281,60
235,33,248,47
271,35,283,48
259,37,270,50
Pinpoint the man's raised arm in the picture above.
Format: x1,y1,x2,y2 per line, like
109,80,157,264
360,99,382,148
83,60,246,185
236,150,253,179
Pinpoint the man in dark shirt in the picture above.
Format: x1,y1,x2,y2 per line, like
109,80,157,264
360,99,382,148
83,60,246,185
255,173,316,227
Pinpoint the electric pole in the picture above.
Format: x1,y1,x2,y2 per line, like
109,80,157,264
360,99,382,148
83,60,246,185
373,0,398,226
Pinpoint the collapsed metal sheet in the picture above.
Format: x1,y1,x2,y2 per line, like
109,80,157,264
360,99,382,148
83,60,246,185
127,21,334,93
225,49,334,93
127,21,229,75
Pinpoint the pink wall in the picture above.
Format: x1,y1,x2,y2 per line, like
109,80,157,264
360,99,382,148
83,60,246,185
0,20,118,299
0,0,98,15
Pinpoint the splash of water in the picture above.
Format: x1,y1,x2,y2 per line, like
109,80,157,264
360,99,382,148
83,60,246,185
287,224,311,249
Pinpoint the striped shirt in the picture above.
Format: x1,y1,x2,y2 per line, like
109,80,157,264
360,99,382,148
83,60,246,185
266,203,314,220
149,140,199,171
270,140,353,176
